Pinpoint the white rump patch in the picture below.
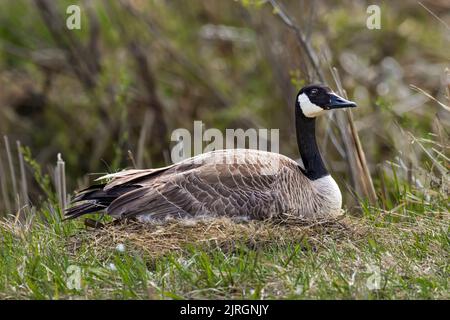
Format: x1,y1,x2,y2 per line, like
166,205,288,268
298,93,326,118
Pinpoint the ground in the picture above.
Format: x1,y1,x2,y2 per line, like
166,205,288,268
0,203,448,299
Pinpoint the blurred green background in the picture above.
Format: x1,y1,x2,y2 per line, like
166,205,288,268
0,0,448,212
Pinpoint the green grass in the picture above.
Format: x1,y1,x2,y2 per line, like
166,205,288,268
0,189,447,299
0,136,448,300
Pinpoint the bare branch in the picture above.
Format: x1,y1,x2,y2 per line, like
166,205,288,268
268,0,325,82
268,0,377,204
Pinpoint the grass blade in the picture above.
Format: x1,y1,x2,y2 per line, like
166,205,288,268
3,135,18,205
17,140,29,207
0,152,12,214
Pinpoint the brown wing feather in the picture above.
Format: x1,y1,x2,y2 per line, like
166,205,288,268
68,149,307,221
102,166,173,191
106,156,285,220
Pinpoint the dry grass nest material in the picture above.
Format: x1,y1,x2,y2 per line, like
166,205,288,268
68,215,367,258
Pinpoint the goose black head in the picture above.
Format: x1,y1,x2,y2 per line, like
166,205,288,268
296,84,357,118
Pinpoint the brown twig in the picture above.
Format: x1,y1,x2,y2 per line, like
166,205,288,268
268,0,325,83
118,0,231,109
34,0,100,89
268,0,377,205
16,141,29,207
105,2,170,164
3,136,17,202
0,151,12,214
331,68,377,204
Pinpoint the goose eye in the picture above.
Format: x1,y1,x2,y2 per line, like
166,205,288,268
310,89,318,95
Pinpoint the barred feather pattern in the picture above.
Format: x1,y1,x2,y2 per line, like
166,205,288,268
66,149,342,222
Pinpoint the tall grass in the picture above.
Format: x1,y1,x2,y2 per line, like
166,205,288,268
0,137,67,217
3,136,18,206
55,153,67,212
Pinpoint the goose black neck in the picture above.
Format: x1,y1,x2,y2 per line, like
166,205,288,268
295,107,329,180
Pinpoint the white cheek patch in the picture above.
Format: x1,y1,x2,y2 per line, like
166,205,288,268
298,93,326,118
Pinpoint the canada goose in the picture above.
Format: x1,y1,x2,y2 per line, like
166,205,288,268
66,84,357,222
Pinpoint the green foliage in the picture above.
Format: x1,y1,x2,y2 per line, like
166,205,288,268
238,0,266,9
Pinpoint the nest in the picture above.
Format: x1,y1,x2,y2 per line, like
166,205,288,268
67,215,366,259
